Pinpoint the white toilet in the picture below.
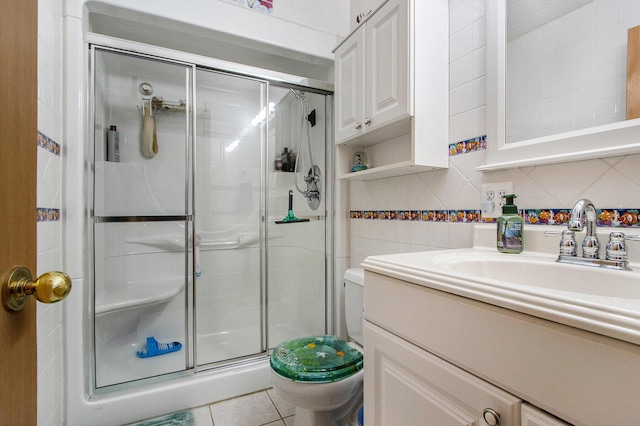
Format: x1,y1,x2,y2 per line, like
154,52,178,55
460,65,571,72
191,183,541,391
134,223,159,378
270,268,365,426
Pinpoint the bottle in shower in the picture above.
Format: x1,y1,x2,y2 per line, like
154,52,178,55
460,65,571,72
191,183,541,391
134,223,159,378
107,125,120,162
281,147,289,172
288,150,296,172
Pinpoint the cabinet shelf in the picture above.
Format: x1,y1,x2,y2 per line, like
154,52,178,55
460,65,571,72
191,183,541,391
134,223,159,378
338,160,438,181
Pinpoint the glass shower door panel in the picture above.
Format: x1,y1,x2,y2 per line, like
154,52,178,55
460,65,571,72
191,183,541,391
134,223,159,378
93,48,192,218
195,69,266,365
92,48,194,389
267,88,327,346
94,221,192,388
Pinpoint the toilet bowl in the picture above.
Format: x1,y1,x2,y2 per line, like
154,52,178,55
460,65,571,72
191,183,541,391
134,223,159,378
270,268,365,426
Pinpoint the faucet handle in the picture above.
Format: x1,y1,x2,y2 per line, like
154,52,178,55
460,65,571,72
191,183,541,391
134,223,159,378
607,232,640,262
545,230,577,256
606,232,626,261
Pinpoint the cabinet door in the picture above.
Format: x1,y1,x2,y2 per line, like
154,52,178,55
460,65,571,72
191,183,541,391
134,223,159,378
365,322,521,426
522,404,570,426
335,26,365,143
365,0,410,131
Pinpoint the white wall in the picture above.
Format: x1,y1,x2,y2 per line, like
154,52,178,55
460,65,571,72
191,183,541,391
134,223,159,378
37,0,64,424
349,0,640,268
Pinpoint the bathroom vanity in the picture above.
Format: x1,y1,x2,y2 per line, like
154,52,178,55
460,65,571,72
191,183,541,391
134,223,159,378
362,225,640,425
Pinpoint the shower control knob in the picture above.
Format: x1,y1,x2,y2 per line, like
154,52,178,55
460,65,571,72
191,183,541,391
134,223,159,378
364,117,371,125
354,122,362,130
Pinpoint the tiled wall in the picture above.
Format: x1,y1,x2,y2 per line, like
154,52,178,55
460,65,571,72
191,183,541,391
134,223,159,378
37,0,64,425
506,0,635,142
349,0,640,268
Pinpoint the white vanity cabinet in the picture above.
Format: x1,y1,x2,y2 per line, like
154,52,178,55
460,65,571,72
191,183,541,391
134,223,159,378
363,264,640,425
334,0,448,180
365,322,521,425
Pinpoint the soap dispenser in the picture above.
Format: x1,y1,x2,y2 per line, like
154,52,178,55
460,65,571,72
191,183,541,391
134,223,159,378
497,193,523,253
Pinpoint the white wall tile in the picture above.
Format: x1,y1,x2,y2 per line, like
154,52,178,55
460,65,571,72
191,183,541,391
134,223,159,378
37,0,63,425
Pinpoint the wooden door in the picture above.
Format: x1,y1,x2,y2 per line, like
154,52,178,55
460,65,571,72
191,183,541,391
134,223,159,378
0,0,38,424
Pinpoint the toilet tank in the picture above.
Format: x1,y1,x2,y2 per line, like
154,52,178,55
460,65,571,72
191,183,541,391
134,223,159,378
344,268,365,346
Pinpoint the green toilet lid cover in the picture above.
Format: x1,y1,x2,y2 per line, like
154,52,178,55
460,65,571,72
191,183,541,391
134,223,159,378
270,335,363,383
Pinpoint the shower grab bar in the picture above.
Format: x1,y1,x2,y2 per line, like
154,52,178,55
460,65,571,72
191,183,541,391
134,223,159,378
95,215,192,223
124,233,280,251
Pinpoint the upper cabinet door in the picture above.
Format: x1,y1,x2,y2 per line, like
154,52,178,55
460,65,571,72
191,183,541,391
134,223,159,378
365,0,410,131
335,27,366,143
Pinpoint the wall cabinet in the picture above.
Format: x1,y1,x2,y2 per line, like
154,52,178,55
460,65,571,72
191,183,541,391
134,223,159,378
334,0,449,180
335,0,409,144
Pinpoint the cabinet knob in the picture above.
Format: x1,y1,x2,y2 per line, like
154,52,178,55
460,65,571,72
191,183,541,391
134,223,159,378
354,122,362,130
364,117,371,125
482,408,501,426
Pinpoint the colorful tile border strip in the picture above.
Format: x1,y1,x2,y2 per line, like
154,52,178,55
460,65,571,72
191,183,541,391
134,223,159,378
37,130,61,156
350,208,640,228
37,208,60,222
449,135,486,156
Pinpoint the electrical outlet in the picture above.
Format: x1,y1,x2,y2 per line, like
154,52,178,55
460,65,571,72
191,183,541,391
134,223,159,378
480,181,513,219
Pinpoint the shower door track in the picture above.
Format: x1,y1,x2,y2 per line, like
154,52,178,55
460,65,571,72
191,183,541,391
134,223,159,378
85,33,334,94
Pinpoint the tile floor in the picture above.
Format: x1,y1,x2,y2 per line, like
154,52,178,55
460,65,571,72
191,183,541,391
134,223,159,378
128,388,296,426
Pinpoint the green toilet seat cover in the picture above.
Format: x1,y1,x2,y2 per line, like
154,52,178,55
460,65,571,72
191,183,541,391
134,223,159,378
270,335,363,383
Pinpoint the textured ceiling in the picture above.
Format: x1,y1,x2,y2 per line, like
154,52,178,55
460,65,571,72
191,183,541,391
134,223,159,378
507,0,593,40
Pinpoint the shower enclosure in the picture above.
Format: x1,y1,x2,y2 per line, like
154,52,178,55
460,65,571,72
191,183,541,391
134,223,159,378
90,43,332,392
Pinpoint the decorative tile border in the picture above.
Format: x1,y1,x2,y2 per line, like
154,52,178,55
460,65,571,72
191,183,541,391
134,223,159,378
449,135,486,156
37,208,60,222
350,208,640,228
350,210,482,223
37,131,61,156
220,0,273,14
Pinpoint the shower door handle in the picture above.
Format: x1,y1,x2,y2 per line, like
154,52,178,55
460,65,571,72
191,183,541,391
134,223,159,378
2,266,72,311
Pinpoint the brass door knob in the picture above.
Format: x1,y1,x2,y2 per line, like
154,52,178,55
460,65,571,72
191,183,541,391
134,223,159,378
2,267,72,311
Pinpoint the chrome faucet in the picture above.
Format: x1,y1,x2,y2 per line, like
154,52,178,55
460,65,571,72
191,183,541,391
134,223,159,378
568,199,600,259
548,199,640,270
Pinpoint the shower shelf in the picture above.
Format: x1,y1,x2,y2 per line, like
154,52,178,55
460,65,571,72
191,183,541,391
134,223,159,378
95,278,186,316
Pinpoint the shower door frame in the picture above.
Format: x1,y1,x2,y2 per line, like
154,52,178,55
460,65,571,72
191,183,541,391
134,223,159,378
86,33,335,395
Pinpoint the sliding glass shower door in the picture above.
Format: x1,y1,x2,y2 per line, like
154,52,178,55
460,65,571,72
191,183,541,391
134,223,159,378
194,69,266,365
90,44,330,392
92,47,194,389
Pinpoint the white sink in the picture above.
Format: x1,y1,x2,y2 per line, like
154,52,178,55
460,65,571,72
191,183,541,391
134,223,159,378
362,224,640,345
436,250,640,299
